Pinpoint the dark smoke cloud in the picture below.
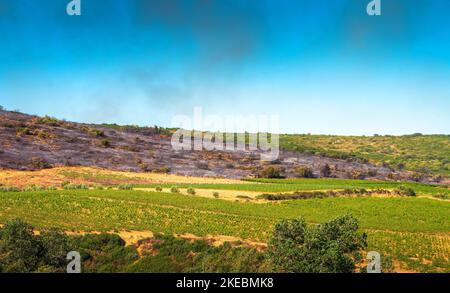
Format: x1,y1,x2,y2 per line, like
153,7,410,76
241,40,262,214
135,0,268,70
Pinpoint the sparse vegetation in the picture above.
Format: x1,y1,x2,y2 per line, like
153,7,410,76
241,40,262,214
280,134,450,177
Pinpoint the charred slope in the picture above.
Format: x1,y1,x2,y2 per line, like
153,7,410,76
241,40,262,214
0,110,437,182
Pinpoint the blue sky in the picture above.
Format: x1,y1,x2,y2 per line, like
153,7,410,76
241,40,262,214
0,0,449,135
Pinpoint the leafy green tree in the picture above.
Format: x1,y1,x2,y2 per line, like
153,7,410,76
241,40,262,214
267,214,367,273
39,228,70,270
0,219,71,272
0,219,41,272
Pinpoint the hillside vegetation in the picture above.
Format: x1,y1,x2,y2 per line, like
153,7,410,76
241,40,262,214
281,134,450,178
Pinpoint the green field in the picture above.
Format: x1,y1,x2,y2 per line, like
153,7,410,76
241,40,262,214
0,182,449,272
137,177,450,195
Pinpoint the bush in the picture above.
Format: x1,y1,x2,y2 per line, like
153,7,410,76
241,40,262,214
63,184,89,190
0,219,70,273
29,157,51,170
87,128,105,137
320,164,331,177
117,184,133,190
16,127,33,136
0,186,21,192
152,167,170,174
267,214,367,273
259,166,283,178
23,185,45,192
170,186,180,193
295,166,314,178
155,186,163,192
98,139,110,148
61,181,71,188
433,194,449,200
236,195,252,200
213,192,219,198
187,187,196,195
225,163,234,169
195,162,210,170
395,186,416,197
138,163,149,172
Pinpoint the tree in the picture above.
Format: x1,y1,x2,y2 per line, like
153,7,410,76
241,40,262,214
0,219,70,272
39,228,70,270
0,219,41,272
267,214,367,273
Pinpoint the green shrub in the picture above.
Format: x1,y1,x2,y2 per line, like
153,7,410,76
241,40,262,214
433,194,449,200
0,186,21,192
61,181,71,188
155,186,163,192
395,186,416,197
267,214,367,273
213,192,219,198
117,184,133,190
187,187,196,195
0,219,70,273
63,184,89,190
170,186,180,193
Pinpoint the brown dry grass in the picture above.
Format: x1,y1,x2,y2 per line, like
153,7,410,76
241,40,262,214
0,166,248,188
